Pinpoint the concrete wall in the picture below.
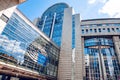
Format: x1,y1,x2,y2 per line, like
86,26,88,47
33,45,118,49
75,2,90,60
113,36,120,64
81,26,120,37
81,19,120,25
81,18,120,37
74,14,85,80
0,0,26,11
58,7,73,80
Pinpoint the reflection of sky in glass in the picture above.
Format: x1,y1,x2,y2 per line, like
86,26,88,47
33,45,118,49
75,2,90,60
84,37,120,79
2,13,39,45
39,3,69,46
0,12,59,77
38,52,47,66
0,13,40,64
85,38,113,47
104,48,114,76
72,15,75,48
0,35,25,63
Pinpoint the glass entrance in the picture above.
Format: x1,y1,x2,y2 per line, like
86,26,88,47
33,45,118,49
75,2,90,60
84,37,120,80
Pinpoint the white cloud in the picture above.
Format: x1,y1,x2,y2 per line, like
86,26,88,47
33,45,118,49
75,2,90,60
0,35,25,63
88,0,96,4
99,0,107,3
99,0,120,18
88,0,107,4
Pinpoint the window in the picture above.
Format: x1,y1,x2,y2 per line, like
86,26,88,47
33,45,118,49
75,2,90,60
98,28,101,32
107,28,110,32
94,29,97,33
90,29,92,33
86,29,88,33
116,28,120,32
82,29,84,34
112,28,115,32
103,28,105,30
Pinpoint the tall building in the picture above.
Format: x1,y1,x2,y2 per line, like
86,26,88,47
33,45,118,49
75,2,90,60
34,3,69,46
34,3,84,80
0,8,60,80
35,3,120,80
0,1,120,80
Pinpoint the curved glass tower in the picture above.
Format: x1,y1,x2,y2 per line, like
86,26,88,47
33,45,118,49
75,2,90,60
35,3,69,46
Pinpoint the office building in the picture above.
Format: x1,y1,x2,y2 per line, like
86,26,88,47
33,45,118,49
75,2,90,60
34,3,69,46
0,8,60,80
34,3,120,80
0,1,120,80
80,19,120,80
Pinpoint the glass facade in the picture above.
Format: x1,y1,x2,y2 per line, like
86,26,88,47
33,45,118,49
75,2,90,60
84,37,120,80
1,2,120,79
0,12,60,78
72,15,75,48
36,3,69,46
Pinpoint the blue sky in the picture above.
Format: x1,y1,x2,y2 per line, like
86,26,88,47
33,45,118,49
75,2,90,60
18,0,120,21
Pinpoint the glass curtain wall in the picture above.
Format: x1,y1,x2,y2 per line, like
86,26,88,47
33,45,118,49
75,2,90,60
84,37,120,80
0,13,60,78
38,3,69,46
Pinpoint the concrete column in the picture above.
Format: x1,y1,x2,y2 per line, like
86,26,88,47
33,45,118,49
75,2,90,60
81,37,86,80
41,16,47,31
58,7,73,80
50,13,56,39
74,14,84,80
98,53,103,80
100,52,107,80
113,36,120,64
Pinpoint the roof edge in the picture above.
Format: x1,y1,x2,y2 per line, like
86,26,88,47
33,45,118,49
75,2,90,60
41,2,69,17
81,18,120,22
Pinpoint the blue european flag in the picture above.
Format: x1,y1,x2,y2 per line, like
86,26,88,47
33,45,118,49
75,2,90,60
37,52,47,66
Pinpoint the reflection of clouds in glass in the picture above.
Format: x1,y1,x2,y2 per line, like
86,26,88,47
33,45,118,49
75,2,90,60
0,35,25,63
105,49,114,76
107,58,114,76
